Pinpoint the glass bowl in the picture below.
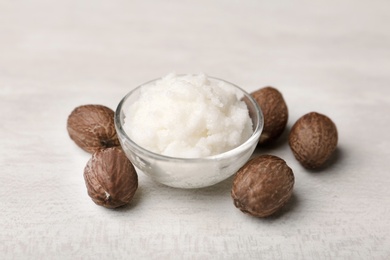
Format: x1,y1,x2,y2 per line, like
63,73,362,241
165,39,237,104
115,76,263,189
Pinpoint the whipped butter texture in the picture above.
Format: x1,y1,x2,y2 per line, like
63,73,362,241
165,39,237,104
123,73,253,158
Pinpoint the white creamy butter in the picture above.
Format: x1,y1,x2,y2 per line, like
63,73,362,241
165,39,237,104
123,73,253,158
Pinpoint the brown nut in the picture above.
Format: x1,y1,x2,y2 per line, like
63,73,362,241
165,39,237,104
84,147,138,208
289,112,338,169
232,155,294,217
67,104,120,153
251,87,288,145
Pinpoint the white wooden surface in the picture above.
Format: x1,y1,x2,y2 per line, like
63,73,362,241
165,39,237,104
1,1,390,259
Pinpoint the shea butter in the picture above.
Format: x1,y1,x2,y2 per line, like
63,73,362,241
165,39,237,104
123,73,253,158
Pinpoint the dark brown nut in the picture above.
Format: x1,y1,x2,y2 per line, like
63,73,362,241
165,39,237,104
289,112,338,169
67,104,120,153
251,87,288,145
232,155,294,217
84,147,138,208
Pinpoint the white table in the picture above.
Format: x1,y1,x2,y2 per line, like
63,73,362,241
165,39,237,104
1,1,389,259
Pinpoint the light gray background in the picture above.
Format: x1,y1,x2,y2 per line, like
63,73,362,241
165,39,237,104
1,0,389,259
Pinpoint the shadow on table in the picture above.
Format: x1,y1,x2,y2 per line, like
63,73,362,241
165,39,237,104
261,193,300,221
305,146,345,174
112,185,144,212
255,124,292,152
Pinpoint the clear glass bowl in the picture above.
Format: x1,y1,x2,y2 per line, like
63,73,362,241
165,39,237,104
115,76,263,189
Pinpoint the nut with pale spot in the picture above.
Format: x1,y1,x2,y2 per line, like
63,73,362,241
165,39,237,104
231,155,294,217
84,147,138,208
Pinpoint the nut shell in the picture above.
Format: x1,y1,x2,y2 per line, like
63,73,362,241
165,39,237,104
67,104,120,153
251,87,288,145
289,112,338,169
84,147,138,208
232,155,294,217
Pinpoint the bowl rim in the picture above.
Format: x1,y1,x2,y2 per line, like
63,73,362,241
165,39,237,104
114,74,263,162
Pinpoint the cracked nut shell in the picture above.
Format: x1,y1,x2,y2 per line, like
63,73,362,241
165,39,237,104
251,87,288,145
84,147,138,208
67,104,120,153
289,112,338,169
232,155,294,217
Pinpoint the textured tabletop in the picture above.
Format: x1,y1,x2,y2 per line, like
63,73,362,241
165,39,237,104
1,1,390,259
